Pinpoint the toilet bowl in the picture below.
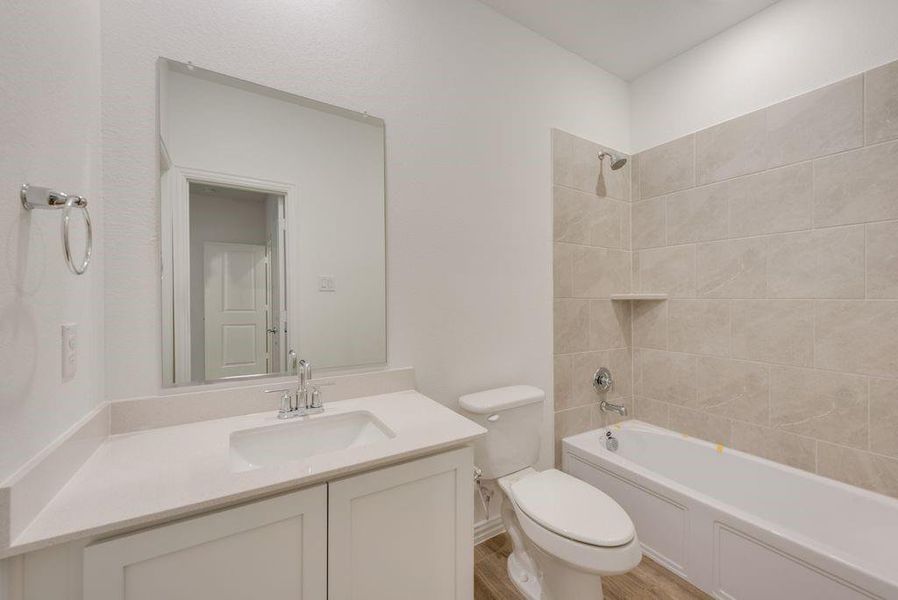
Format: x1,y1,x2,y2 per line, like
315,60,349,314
497,468,641,600
459,386,641,600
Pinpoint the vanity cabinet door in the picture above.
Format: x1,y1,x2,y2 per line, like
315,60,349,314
83,485,327,600
327,447,474,600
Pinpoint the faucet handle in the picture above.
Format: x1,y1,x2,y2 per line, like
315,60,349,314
308,381,334,409
265,388,295,418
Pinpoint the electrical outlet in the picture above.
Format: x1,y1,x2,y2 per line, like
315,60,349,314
62,323,77,381
318,276,336,292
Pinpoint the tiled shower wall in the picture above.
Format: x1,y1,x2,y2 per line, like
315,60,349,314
552,130,633,467
629,59,898,498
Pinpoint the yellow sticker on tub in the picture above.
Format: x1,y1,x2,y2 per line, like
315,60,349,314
715,444,724,453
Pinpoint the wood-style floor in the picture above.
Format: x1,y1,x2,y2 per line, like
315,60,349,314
474,533,712,600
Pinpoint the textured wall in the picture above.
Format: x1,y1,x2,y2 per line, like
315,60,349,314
552,129,632,467
0,0,103,482
630,61,898,498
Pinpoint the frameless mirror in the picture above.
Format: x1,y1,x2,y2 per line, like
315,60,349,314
159,59,386,386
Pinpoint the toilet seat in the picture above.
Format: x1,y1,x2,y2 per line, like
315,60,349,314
503,469,642,577
510,469,635,547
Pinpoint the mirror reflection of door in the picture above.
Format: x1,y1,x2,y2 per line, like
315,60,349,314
203,242,267,379
189,184,287,380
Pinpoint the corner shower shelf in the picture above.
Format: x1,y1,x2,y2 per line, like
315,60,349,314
610,293,668,301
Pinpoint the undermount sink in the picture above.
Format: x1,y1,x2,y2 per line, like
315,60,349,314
230,411,395,471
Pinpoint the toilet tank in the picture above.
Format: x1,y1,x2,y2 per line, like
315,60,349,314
459,385,544,480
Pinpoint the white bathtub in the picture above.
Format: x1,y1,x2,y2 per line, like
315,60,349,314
562,420,898,600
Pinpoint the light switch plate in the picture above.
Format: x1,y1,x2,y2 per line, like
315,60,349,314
318,276,336,292
62,323,77,381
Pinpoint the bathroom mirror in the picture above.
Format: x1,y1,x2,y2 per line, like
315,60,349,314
158,59,386,386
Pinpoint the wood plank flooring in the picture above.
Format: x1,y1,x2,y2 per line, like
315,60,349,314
474,533,712,600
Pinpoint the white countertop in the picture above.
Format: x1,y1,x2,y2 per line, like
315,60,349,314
8,390,485,555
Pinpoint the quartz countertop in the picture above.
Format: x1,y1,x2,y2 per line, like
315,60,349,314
8,390,485,556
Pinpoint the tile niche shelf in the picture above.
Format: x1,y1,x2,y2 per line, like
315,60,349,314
609,293,668,301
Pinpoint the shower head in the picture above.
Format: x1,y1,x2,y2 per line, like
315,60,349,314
598,151,628,171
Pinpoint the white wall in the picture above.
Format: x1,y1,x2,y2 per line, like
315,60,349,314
0,0,103,482
631,0,898,151
102,0,631,470
164,68,387,371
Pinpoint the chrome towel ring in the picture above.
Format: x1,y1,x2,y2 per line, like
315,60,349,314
20,183,93,275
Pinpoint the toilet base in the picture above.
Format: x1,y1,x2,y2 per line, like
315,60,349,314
507,552,541,600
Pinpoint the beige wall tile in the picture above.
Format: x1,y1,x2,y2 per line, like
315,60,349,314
588,299,631,350
571,351,606,408
638,135,695,199
554,299,589,354
631,197,666,249
730,422,816,472
696,110,767,184
816,300,898,377
732,300,813,366
572,247,630,298
621,202,631,250
697,238,766,298
630,153,640,203
638,349,697,405
552,129,574,187
870,378,898,459
728,163,813,237
637,245,696,297
696,357,769,425
817,442,898,498
607,347,633,400
814,140,898,227
766,232,814,298
770,366,868,449
589,196,625,248
668,300,731,356
554,185,591,243
632,300,668,350
553,354,573,412
865,59,898,144
866,221,898,299
809,226,865,298
667,185,729,244
767,226,864,299
669,405,732,445
553,243,573,298
635,397,670,428
569,134,602,195
766,76,863,168
554,405,596,468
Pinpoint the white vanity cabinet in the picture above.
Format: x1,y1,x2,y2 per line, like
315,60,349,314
328,447,473,600
77,447,473,600
83,484,328,600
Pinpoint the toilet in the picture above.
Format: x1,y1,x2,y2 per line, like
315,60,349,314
460,385,641,600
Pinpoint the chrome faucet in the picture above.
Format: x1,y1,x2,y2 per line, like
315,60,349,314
265,352,331,419
600,400,627,417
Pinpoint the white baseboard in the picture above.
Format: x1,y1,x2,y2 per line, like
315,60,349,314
473,516,504,545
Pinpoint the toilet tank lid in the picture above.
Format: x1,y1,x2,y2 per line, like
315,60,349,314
459,385,544,414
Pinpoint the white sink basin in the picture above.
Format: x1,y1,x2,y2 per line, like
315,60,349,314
230,411,395,471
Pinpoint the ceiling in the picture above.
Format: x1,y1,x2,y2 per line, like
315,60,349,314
479,0,780,81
